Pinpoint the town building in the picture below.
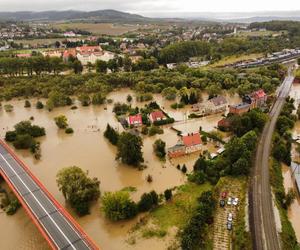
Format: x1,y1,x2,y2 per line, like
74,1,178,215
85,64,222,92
149,111,166,123
229,89,267,115
76,45,104,65
168,132,202,158
127,114,143,127
41,50,62,58
192,96,227,116
229,103,251,115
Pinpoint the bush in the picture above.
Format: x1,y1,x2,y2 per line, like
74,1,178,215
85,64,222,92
54,115,68,129
5,131,17,142
101,191,138,221
188,171,206,185
138,191,159,212
153,139,166,159
181,164,187,173
153,118,175,126
24,100,31,108
65,127,74,134
170,102,185,109
164,189,172,201
36,101,44,109
78,94,91,106
4,104,13,112
6,198,21,215
148,126,164,136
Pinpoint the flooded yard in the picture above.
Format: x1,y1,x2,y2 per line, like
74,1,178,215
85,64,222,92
0,89,238,249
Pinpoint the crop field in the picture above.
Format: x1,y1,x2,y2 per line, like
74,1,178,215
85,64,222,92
52,22,140,35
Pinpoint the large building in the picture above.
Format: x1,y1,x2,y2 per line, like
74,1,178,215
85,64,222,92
192,96,227,116
75,45,104,65
229,89,267,115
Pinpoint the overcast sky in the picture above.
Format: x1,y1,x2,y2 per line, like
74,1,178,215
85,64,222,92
1,0,300,14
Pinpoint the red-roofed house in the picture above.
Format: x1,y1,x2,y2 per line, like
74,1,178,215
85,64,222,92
127,114,143,127
182,133,202,154
250,89,267,108
149,111,166,123
168,132,202,158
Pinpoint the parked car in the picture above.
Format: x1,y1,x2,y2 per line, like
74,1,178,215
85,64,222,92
220,199,225,207
227,213,233,222
227,197,232,205
227,221,233,231
233,198,239,206
221,191,228,199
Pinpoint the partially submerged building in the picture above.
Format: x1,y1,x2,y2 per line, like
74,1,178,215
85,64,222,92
168,132,202,158
192,96,227,116
229,89,267,115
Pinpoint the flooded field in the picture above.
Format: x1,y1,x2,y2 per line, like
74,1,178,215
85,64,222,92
282,164,300,242
0,89,239,249
282,82,300,243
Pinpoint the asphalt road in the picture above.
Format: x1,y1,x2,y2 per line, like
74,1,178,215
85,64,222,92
249,72,294,250
0,142,94,250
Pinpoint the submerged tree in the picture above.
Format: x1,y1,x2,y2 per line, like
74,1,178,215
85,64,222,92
56,166,100,216
116,132,144,166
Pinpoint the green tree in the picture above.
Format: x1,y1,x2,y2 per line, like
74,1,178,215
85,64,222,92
24,100,31,108
104,124,119,145
78,94,91,106
164,189,172,201
54,115,68,129
162,87,177,100
92,92,105,105
101,191,138,221
36,101,44,109
153,139,166,159
56,166,100,216
116,132,144,166
71,59,83,74
95,60,107,73
138,191,159,212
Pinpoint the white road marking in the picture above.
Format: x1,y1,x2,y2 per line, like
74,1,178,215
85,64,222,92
0,153,76,250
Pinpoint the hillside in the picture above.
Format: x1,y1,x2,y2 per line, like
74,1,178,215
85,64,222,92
0,9,151,22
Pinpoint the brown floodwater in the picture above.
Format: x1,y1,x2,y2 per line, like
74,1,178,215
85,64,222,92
282,164,300,242
282,82,300,243
0,89,239,249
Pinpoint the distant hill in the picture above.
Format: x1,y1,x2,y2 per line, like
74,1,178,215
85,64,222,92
0,9,151,22
1,9,300,24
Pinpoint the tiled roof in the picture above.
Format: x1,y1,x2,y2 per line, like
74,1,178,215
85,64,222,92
182,133,202,147
128,114,142,125
150,111,165,121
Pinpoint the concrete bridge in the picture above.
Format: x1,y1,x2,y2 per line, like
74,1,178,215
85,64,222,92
0,139,99,250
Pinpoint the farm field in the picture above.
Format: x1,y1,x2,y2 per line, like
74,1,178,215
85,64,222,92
52,22,140,35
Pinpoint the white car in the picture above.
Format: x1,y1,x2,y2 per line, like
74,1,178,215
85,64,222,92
227,197,232,205
228,213,233,222
233,198,239,206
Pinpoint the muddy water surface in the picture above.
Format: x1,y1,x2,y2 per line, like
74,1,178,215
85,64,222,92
0,89,237,249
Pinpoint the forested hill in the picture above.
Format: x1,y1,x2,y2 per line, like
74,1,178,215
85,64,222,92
0,9,151,22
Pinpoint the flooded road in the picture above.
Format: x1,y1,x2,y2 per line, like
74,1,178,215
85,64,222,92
0,89,236,249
